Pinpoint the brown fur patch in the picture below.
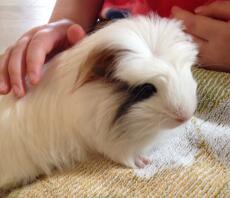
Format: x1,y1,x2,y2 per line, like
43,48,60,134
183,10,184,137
75,47,129,88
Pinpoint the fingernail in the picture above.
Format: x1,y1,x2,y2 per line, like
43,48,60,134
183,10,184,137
171,6,181,15
29,72,39,84
195,6,203,13
0,81,8,92
13,85,23,97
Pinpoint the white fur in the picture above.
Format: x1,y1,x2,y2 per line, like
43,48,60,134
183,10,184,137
134,117,230,179
0,15,198,189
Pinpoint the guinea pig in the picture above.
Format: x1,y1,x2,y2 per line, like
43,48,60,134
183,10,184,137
0,15,198,189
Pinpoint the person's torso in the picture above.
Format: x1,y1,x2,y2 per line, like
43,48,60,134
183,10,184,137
101,0,216,19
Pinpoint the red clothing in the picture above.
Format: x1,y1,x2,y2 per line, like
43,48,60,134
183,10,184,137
101,0,217,18
147,0,216,17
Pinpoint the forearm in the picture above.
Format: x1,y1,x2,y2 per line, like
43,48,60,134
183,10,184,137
49,0,104,32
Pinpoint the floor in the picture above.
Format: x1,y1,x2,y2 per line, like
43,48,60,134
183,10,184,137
0,0,56,53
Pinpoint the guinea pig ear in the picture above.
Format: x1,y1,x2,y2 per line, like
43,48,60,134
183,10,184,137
75,47,127,88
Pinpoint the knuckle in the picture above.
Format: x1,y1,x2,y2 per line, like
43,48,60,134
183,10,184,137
8,67,20,79
26,57,34,66
2,46,14,59
212,1,222,7
31,25,44,31
25,25,45,35
33,29,50,41
29,31,50,48
5,45,13,53
8,57,21,75
207,3,218,13
10,78,20,87
17,36,30,45
58,19,74,26
185,17,196,31
26,55,37,67
10,44,23,57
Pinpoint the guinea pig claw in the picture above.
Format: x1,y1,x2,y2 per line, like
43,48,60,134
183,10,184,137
135,156,151,168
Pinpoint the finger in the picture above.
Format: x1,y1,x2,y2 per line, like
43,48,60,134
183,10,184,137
171,6,225,40
8,37,30,97
26,27,68,85
197,45,230,72
190,36,209,66
0,47,12,94
190,35,209,65
198,57,230,72
195,1,230,21
19,25,45,40
0,27,41,96
67,24,86,45
195,46,224,71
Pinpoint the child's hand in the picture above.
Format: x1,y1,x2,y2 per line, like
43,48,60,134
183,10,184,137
0,19,85,97
171,3,230,72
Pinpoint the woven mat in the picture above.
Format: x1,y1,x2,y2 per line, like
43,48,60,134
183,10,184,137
6,67,230,197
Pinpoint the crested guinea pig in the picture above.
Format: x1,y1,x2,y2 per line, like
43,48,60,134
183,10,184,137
0,15,198,189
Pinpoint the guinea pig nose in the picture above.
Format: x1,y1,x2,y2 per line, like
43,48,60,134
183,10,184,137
175,116,188,123
173,106,194,123
174,111,193,122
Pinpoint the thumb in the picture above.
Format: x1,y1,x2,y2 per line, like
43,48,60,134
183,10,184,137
195,1,230,21
67,24,86,45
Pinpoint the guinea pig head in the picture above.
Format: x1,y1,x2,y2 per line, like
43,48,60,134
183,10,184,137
74,15,198,142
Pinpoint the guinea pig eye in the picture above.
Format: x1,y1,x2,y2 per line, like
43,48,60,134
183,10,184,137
130,83,157,101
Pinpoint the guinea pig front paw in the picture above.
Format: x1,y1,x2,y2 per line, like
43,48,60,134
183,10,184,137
119,155,151,169
111,154,151,169
134,156,151,169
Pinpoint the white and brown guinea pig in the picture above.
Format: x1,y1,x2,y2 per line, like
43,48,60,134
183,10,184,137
0,15,198,189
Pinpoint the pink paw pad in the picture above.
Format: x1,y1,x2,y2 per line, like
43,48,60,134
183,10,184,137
135,156,151,168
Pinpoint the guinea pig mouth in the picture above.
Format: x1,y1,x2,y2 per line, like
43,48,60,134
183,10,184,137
174,116,190,123
157,111,192,129
161,107,194,123
161,118,187,129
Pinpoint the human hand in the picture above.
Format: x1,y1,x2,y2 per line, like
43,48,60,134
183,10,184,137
0,19,85,97
171,2,230,72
